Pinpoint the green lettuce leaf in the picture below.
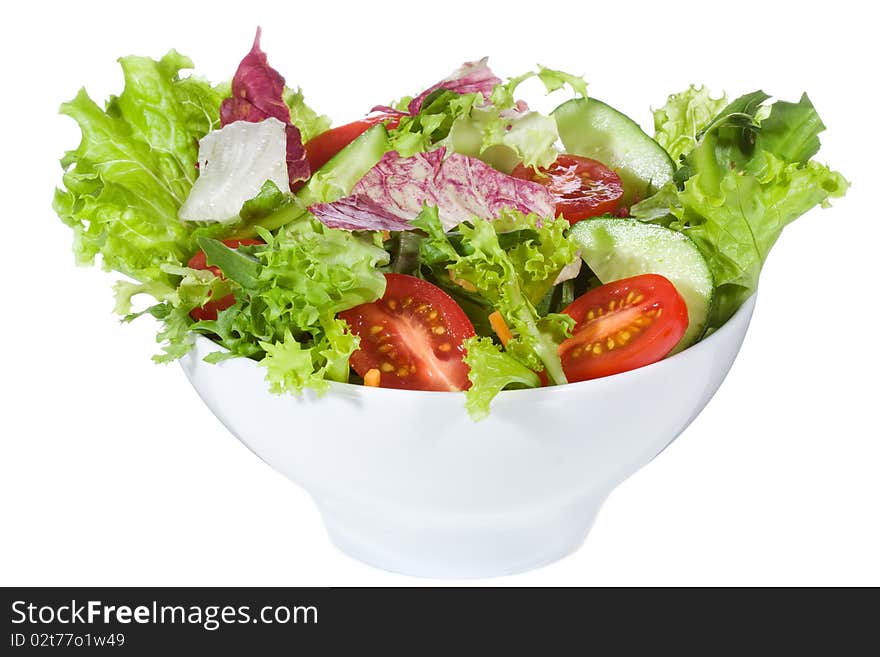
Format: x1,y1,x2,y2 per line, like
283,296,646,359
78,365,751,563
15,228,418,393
414,207,573,385
442,105,559,172
678,153,847,324
490,211,579,305
259,317,359,394
54,51,227,288
388,66,587,172
462,337,541,420
193,217,389,392
753,93,824,164
634,91,848,327
443,66,587,171
489,65,588,108
653,85,728,162
239,179,291,223
284,87,331,143
116,264,235,362
388,90,482,157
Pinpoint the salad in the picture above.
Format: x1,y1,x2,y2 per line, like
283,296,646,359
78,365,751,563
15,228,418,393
54,30,847,419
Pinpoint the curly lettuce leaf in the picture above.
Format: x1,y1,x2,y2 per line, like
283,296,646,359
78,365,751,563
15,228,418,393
408,58,501,115
679,153,847,324
284,87,331,143
54,50,226,289
634,91,848,327
442,105,560,172
259,318,359,394
653,85,728,162
115,265,235,362
442,65,586,172
414,207,573,386
462,337,541,420
388,90,482,157
490,211,578,305
489,65,588,108
387,64,585,172
453,218,572,385
193,218,388,392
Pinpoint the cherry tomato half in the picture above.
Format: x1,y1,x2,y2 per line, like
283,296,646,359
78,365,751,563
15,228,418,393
339,274,476,391
511,154,624,224
304,112,402,173
558,274,688,382
187,239,264,321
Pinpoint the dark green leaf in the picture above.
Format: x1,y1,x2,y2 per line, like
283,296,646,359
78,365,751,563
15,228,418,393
197,237,262,289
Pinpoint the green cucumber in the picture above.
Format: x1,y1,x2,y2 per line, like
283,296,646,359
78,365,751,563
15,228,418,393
552,98,675,205
297,123,390,206
569,218,713,352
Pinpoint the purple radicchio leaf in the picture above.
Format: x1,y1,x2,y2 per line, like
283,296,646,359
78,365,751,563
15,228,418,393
309,148,555,231
220,28,309,186
309,196,413,232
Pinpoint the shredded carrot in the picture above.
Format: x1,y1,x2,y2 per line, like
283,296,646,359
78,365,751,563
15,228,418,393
488,311,513,347
447,268,477,292
364,369,381,387
381,230,391,241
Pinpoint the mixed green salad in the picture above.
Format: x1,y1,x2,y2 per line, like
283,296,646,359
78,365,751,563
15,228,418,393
55,30,847,419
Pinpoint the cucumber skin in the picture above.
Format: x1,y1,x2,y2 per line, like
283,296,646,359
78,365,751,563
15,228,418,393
569,218,714,352
552,98,676,205
297,123,390,206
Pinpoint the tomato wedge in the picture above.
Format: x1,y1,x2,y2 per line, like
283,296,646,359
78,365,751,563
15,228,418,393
304,112,402,173
338,273,476,391
558,274,688,382
187,239,263,321
511,154,624,224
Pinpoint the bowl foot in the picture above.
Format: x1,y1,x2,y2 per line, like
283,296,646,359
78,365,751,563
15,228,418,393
316,494,607,579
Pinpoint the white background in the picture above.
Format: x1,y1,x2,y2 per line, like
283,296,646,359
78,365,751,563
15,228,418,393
1,0,877,586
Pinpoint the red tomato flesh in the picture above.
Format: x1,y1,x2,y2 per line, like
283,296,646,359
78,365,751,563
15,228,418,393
339,274,476,391
511,154,624,224
559,274,688,382
187,239,263,321
304,112,402,173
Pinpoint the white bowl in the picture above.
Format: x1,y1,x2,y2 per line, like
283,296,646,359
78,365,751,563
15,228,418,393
181,294,756,578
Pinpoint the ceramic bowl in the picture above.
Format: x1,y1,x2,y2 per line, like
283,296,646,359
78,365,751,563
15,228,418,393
181,295,756,578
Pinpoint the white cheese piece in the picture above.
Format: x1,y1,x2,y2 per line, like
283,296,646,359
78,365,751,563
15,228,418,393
178,118,288,223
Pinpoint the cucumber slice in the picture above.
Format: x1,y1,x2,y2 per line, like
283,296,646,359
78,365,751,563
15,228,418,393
569,218,714,352
297,123,390,206
552,98,676,205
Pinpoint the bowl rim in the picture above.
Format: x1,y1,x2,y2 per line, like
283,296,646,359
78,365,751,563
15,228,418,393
189,293,756,400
